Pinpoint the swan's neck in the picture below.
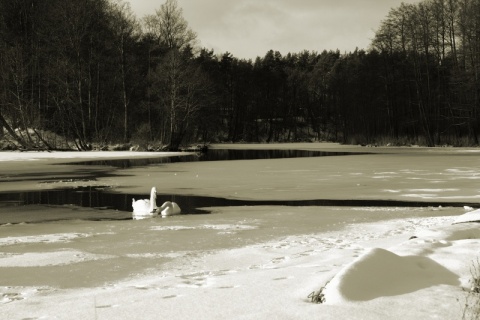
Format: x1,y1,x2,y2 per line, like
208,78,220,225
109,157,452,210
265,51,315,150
161,201,172,210
149,191,157,212
160,202,172,211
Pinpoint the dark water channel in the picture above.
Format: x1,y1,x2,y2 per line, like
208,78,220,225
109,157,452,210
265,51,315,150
69,149,361,168
0,149,473,223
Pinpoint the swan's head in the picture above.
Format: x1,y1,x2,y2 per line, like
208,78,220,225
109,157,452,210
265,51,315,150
151,187,157,195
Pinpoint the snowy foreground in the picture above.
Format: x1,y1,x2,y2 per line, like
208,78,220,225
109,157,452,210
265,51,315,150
1,209,479,319
1,145,480,319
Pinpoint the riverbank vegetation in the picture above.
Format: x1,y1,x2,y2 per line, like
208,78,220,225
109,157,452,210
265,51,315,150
1,0,480,150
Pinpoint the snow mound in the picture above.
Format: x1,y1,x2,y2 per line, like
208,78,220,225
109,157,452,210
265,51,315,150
453,209,480,224
323,247,459,303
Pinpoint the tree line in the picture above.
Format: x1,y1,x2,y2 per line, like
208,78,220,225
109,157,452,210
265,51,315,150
1,0,480,150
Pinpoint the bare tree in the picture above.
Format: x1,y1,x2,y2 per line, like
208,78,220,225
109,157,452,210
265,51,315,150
108,0,141,142
143,0,202,149
143,0,197,51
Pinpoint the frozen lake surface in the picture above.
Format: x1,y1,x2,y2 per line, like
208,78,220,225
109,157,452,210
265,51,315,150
1,143,480,319
0,147,475,223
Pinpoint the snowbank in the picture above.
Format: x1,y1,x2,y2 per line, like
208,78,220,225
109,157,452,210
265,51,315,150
2,211,480,319
454,208,480,224
320,212,480,317
324,247,459,303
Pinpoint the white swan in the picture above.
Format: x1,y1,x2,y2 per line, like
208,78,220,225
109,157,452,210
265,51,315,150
132,187,158,220
159,201,181,217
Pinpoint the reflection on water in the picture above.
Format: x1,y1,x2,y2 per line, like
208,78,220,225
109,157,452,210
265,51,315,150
70,149,366,168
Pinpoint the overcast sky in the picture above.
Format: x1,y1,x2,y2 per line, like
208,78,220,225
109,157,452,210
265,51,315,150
126,0,422,60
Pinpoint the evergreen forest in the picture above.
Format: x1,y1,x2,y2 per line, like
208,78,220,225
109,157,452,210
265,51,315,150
1,0,480,150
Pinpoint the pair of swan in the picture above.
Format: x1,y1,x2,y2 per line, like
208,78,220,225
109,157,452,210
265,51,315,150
132,187,181,220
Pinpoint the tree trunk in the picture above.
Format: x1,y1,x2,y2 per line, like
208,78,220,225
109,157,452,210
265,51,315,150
0,113,28,148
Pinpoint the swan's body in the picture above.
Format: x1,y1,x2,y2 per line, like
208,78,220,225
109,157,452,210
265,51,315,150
132,187,158,220
159,201,181,217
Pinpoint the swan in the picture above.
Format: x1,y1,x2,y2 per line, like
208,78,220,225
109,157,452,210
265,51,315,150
159,201,181,217
132,187,158,220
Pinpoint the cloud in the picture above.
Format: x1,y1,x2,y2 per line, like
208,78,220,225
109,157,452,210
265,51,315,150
127,0,422,59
